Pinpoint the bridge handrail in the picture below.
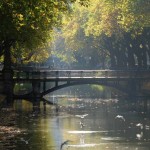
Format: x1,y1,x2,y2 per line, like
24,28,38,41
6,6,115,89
0,69,150,80
11,69,150,80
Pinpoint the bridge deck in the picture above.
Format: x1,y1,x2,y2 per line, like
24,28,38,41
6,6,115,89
0,69,150,81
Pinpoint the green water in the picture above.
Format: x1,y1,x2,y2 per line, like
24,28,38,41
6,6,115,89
4,98,150,150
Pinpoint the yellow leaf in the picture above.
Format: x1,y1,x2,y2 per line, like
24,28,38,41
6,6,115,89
18,14,24,21
31,25,35,29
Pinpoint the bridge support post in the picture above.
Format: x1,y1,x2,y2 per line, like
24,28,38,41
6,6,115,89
2,69,14,106
32,81,41,112
43,82,46,91
143,98,148,115
127,79,138,99
43,101,46,111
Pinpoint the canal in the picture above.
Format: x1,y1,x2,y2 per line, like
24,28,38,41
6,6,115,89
1,96,150,150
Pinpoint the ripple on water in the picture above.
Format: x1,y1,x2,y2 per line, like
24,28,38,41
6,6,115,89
101,137,125,141
68,130,106,134
68,143,100,147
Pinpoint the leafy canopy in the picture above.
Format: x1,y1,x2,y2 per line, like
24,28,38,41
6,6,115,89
52,0,150,65
0,0,89,63
85,0,150,37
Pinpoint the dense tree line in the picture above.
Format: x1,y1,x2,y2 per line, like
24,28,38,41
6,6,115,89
53,0,150,69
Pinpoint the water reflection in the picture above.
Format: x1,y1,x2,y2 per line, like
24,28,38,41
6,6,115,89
8,98,150,150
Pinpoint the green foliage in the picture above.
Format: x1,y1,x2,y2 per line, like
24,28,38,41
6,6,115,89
91,85,104,92
0,0,89,63
14,83,32,94
61,0,149,39
53,0,150,68
85,0,150,37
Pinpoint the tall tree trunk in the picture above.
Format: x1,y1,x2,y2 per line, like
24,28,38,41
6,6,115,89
2,40,14,106
124,34,135,68
142,49,147,68
105,37,117,69
127,47,135,68
110,51,117,69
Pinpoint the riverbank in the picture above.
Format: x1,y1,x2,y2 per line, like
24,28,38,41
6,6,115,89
0,94,6,108
0,108,23,150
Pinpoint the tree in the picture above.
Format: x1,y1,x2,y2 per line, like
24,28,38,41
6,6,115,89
85,0,150,37
0,0,89,104
0,0,89,65
54,0,150,69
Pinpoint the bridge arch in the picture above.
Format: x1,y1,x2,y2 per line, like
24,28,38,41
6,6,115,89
12,69,145,100
41,81,128,97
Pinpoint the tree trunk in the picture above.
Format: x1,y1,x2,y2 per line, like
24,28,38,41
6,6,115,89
142,49,147,68
2,41,14,106
127,47,135,68
110,51,116,69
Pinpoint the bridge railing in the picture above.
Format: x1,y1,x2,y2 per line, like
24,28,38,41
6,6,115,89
12,69,150,80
